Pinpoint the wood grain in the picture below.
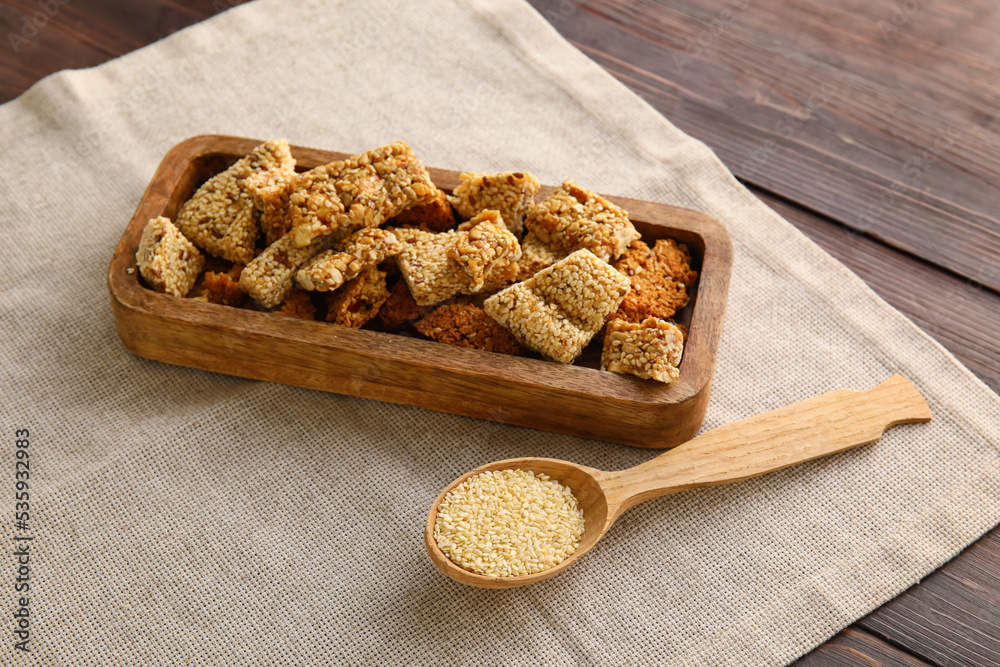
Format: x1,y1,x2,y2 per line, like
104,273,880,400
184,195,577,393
108,135,734,449
598,374,931,513
859,528,1000,667
0,0,254,102
755,190,1000,393
425,375,931,588
526,0,1000,292
794,628,932,666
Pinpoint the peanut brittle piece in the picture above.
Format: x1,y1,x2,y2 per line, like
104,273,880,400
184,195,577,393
136,216,204,297
386,187,456,232
415,303,524,355
654,238,698,287
483,249,631,363
525,181,639,262
449,171,540,237
198,264,244,306
239,230,325,309
324,266,390,328
176,140,296,264
394,228,519,306
446,211,521,292
601,317,684,383
612,239,696,322
514,231,568,281
378,279,434,329
274,290,317,320
296,228,402,292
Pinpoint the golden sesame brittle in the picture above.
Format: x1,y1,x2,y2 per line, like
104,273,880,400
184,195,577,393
287,142,436,248
136,217,205,298
525,181,639,262
394,227,519,306
514,231,568,281
449,171,540,237
483,249,631,363
286,164,350,248
245,170,296,246
239,230,326,309
601,317,685,383
175,140,296,264
446,211,521,292
296,228,402,292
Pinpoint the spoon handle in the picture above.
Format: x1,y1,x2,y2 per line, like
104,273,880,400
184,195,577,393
601,375,931,514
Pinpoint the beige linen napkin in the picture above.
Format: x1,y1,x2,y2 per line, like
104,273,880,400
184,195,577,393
2,0,999,664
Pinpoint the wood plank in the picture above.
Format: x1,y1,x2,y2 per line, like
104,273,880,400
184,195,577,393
859,527,1000,667
794,628,931,666
0,0,253,103
754,189,1000,393
526,0,1000,292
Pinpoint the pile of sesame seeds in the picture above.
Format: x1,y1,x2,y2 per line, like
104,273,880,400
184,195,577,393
433,469,585,577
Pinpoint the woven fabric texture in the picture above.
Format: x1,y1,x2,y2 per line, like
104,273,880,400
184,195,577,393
2,0,999,664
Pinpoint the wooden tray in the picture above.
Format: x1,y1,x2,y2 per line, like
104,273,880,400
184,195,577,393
108,135,733,448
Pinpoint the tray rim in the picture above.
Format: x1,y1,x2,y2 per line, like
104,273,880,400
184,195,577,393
108,135,734,446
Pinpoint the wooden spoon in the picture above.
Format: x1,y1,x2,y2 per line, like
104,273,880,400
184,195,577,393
425,374,932,588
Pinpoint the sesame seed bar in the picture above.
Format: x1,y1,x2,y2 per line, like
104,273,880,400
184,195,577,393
175,140,296,264
136,216,205,298
324,266,390,328
483,249,631,363
239,230,326,309
515,231,568,281
394,227,519,306
295,228,402,292
449,171,541,237
415,303,524,355
286,164,350,248
601,317,685,383
446,210,521,292
612,239,696,322
525,180,639,262
288,142,436,248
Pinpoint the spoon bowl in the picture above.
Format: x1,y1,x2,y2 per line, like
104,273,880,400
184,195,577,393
426,375,933,589
425,457,610,588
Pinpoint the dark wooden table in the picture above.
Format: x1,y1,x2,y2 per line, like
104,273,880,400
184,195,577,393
3,1,998,664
